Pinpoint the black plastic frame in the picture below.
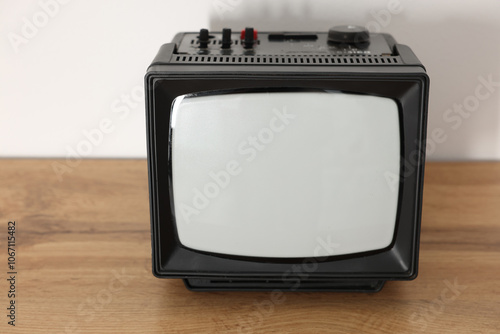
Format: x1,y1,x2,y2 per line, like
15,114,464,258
146,68,429,290
168,87,405,264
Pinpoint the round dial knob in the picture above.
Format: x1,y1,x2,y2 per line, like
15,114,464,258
328,25,370,45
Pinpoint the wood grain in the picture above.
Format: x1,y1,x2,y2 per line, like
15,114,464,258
0,160,499,333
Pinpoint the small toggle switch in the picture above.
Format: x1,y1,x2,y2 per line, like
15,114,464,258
198,28,209,48
241,27,258,49
221,28,232,49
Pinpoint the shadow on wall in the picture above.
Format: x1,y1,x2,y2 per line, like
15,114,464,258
208,0,500,161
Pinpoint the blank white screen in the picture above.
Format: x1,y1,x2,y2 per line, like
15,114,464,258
171,92,400,258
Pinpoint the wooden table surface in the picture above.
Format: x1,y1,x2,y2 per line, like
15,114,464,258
0,160,499,333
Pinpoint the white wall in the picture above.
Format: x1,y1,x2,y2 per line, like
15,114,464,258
1,0,499,160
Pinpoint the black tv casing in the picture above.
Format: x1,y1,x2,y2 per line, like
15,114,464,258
145,30,429,292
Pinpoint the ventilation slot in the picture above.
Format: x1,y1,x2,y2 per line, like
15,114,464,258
190,39,240,46
172,55,401,65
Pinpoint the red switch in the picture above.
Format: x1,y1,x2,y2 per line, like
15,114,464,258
240,28,258,41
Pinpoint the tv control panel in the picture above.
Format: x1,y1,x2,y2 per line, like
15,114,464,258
175,26,395,57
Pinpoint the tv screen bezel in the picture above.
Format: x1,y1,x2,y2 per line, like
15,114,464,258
146,70,429,281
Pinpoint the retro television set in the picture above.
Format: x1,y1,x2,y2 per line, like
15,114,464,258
145,26,429,292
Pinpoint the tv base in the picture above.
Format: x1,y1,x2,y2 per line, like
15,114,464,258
183,278,385,292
